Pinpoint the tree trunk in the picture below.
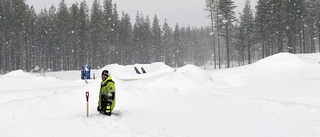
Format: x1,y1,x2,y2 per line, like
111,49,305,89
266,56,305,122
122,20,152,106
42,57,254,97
226,22,230,68
209,5,216,69
262,41,265,59
216,7,221,69
318,32,320,52
288,35,293,53
247,41,251,64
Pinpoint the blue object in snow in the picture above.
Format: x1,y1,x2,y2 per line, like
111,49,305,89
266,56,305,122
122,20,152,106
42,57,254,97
81,65,91,79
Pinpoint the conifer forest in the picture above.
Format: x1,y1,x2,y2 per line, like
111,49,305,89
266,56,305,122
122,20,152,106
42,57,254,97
0,0,320,72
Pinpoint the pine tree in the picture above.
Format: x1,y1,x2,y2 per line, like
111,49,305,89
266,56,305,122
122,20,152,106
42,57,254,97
11,0,28,70
306,0,320,53
90,0,103,68
132,12,144,63
205,0,219,69
151,15,162,62
183,26,194,62
218,0,236,68
315,0,320,52
173,23,183,67
70,3,80,69
142,15,152,64
191,28,200,65
255,0,269,58
119,12,132,65
2,0,12,71
200,26,214,66
132,12,152,64
285,0,303,53
162,19,173,65
238,0,254,64
111,3,120,63
298,0,307,53
56,0,71,70
78,1,90,67
268,0,286,53
0,0,5,72
24,6,37,71
102,0,113,64
48,5,58,70
34,8,49,71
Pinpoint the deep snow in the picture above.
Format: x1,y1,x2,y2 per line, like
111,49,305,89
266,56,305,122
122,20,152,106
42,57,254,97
1,53,320,137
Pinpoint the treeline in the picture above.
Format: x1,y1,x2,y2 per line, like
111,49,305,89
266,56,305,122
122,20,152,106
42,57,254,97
206,0,320,68
2,0,320,73
0,0,213,73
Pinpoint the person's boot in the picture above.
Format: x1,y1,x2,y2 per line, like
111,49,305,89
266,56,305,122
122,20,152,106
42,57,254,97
105,102,112,116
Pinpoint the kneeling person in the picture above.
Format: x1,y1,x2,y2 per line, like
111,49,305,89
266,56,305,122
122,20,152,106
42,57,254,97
97,70,116,116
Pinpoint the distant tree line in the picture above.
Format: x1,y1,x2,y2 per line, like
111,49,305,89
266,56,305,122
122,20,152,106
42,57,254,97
0,0,213,73
1,0,320,73
206,0,320,68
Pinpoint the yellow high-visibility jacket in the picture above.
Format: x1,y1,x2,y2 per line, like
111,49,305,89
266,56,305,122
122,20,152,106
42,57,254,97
98,75,116,112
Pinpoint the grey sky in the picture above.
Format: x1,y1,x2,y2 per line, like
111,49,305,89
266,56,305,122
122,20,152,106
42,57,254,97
26,0,257,27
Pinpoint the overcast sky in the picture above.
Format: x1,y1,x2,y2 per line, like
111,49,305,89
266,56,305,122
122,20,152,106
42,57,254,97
26,0,257,28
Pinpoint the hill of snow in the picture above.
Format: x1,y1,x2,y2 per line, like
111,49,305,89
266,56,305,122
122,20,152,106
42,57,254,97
1,53,320,137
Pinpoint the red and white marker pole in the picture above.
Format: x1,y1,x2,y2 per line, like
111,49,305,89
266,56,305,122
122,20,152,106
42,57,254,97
86,91,89,117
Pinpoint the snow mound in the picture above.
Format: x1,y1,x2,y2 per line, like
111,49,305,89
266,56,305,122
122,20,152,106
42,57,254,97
252,53,307,69
209,53,313,88
0,70,81,92
1,53,320,137
3,70,34,78
100,62,172,75
100,62,173,80
143,64,213,93
297,53,320,64
174,64,212,82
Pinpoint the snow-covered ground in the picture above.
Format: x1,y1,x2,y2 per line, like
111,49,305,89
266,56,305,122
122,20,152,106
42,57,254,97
1,53,320,137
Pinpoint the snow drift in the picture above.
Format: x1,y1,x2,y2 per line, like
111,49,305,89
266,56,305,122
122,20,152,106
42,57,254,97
0,53,320,137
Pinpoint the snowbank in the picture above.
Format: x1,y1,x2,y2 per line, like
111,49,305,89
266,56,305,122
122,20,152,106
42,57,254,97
252,52,312,69
1,53,320,137
100,62,173,81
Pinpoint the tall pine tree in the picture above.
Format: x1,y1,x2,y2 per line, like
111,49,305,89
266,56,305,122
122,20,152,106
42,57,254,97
78,1,90,67
173,23,183,67
162,19,173,65
90,0,103,68
218,0,236,68
119,12,132,65
238,0,254,64
151,15,162,62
